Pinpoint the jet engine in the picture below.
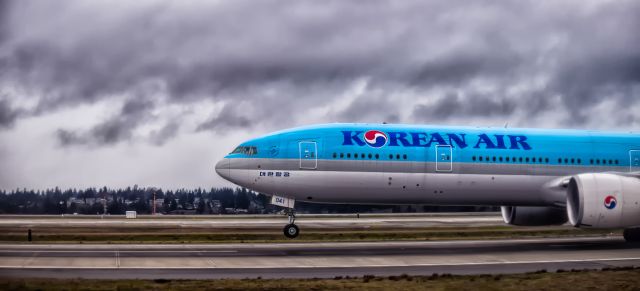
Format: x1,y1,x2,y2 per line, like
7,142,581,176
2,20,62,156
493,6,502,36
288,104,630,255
567,173,640,228
501,206,567,226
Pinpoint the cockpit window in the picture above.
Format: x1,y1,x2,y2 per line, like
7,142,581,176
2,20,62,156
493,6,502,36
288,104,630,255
231,146,258,156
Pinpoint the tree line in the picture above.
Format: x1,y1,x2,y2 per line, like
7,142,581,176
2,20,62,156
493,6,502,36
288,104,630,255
0,186,497,215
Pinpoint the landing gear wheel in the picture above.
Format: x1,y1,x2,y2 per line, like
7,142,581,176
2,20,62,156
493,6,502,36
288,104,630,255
284,223,299,239
623,228,640,243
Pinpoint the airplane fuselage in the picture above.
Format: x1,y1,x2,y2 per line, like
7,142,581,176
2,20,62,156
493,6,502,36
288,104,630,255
215,123,640,207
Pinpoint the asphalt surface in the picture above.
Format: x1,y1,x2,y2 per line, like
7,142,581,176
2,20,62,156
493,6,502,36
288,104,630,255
0,213,505,230
1,237,639,279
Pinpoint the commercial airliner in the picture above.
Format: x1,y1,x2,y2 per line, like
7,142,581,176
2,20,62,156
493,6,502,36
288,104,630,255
215,123,640,241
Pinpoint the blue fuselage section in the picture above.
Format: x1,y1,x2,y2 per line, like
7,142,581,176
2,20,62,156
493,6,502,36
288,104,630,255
225,123,640,169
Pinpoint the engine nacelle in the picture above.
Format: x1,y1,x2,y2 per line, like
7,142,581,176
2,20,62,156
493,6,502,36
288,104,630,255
501,206,567,226
567,173,640,228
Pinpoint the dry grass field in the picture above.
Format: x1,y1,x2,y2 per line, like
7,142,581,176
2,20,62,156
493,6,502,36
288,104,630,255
1,267,639,290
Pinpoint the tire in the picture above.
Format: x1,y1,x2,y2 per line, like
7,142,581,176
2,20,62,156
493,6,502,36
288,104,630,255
283,224,299,239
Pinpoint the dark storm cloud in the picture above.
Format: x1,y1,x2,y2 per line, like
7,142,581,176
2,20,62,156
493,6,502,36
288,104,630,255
0,98,21,128
1,0,640,146
149,121,180,146
196,104,252,133
335,92,400,124
56,98,154,146
543,2,640,125
0,0,11,45
412,92,517,122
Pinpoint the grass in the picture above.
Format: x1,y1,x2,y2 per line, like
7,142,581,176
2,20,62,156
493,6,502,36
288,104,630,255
0,214,618,243
1,267,639,290
0,225,616,243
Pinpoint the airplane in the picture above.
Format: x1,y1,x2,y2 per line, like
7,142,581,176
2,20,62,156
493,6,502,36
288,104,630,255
214,123,640,241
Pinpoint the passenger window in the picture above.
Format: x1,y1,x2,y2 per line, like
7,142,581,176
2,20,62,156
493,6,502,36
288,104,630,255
375,154,379,159
472,156,477,161
571,158,575,164
347,153,351,158
403,154,407,160
577,159,581,164
479,156,483,161
492,157,496,162
368,154,372,159
525,157,530,162
396,154,401,160
340,153,344,158
333,153,337,158
389,154,393,159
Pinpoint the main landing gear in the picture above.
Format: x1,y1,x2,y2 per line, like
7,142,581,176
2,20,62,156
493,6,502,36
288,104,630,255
283,210,299,239
623,228,640,243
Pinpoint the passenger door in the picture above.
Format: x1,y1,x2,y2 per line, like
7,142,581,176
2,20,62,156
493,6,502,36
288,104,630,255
435,145,453,172
299,141,318,169
631,150,640,172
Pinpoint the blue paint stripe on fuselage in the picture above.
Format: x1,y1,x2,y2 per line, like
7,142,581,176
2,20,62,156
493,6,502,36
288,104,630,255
225,123,640,168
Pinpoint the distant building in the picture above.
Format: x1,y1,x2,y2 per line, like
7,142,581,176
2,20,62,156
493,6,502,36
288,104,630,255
68,198,84,206
224,208,249,214
210,200,222,214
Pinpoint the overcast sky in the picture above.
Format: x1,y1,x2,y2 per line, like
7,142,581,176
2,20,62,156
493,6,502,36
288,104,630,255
1,0,639,190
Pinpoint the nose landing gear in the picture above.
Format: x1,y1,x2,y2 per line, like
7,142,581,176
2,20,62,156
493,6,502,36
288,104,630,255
270,195,299,238
283,211,299,239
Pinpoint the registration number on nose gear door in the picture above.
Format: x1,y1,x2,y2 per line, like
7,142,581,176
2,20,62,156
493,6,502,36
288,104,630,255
271,195,295,208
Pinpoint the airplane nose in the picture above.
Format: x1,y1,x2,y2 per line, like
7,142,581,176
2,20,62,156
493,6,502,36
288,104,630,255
215,158,230,180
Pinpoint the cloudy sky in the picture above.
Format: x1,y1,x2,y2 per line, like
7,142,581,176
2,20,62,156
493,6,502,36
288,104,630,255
1,0,639,190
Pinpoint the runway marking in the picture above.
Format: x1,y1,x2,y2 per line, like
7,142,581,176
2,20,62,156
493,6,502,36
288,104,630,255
188,245,218,267
22,251,38,268
0,236,621,250
115,250,120,268
1,257,639,269
206,258,217,267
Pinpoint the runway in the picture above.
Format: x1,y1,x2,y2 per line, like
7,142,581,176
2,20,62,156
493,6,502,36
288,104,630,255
0,213,504,230
1,237,639,279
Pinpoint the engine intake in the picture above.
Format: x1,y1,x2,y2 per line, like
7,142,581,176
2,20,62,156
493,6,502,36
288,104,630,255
567,173,640,228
